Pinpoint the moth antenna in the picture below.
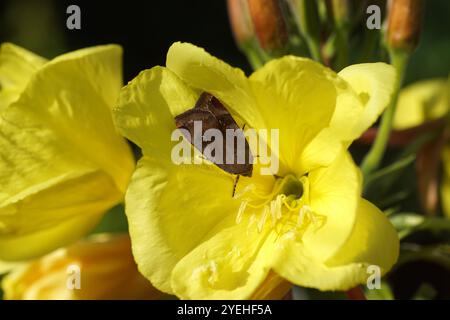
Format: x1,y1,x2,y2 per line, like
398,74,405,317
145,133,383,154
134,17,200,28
232,175,240,197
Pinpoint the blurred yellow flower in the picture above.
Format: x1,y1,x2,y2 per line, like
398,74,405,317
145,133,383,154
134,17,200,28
393,78,450,217
0,43,135,261
114,42,399,299
393,79,448,130
2,234,166,300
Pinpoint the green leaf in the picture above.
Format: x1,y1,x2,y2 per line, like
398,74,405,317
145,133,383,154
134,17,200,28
397,245,450,269
365,154,416,189
90,204,128,234
390,213,450,240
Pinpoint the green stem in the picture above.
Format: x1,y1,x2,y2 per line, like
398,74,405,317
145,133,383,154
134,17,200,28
245,48,264,70
359,29,379,63
305,36,322,62
360,50,410,180
240,38,266,71
290,0,322,62
334,26,349,71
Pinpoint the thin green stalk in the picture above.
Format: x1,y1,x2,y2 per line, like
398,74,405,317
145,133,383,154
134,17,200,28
334,27,349,71
289,0,322,62
305,36,322,62
359,29,379,63
240,38,266,71
244,47,265,70
360,50,410,181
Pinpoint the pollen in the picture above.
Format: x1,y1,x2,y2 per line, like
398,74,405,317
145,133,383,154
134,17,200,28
234,174,326,239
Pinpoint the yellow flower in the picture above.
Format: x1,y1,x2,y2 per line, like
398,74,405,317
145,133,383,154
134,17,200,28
0,43,135,261
393,79,448,130
113,42,399,299
393,78,450,217
2,234,167,300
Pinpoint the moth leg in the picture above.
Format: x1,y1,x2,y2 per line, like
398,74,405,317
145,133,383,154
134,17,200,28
232,175,240,197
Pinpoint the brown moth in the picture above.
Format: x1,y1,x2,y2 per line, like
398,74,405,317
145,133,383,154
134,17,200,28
174,92,253,178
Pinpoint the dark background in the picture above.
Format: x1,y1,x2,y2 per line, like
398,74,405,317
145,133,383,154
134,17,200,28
0,0,250,82
1,0,449,84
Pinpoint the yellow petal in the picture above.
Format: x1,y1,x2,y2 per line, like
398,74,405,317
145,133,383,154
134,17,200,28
393,79,448,130
171,215,276,299
249,56,348,175
125,157,238,294
295,128,344,176
338,63,396,138
0,261,23,275
327,199,399,272
0,45,134,260
113,66,197,158
302,150,362,262
2,234,166,300
166,42,265,129
0,170,121,260
0,43,47,110
272,198,399,291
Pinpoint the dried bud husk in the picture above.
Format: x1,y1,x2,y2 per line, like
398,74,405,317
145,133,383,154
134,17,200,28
416,130,449,216
387,0,424,52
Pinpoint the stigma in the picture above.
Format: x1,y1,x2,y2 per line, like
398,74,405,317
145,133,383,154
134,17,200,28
234,174,326,239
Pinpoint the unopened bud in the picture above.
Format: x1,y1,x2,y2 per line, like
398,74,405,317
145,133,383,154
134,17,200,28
227,0,254,45
387,0,424,52
247,0,288,53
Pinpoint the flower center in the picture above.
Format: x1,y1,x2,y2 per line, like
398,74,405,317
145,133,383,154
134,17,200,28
234,174,326,239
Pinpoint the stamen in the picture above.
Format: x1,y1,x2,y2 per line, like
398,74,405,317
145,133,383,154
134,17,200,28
276,195,283,219
207,260,218,285
270,205,277,227
247,214,257,235
270,199,277,219
234,174,326,239
236,201,247,224
297,206,307,226
233,184,255,199
257,206,269,232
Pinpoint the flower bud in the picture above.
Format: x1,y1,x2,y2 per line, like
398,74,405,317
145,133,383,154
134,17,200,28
227,0,254,46
246,0,288,53
387,0,424,52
